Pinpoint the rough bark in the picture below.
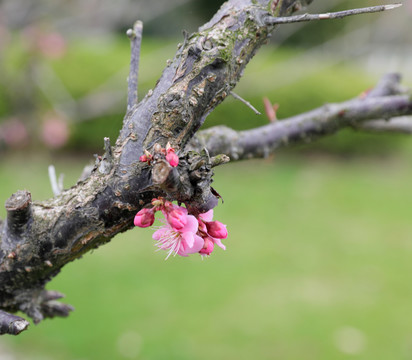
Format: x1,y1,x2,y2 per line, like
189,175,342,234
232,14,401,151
0,0,409,334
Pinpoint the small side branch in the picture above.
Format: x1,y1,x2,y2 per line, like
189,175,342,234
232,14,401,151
0,310,29,335
126,20,143,111
48,165,64,196
230,92,261,115
265,4,402,25
98,137,114,174
364,73,405,98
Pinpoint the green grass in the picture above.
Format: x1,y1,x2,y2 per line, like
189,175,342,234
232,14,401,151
2,153,412,359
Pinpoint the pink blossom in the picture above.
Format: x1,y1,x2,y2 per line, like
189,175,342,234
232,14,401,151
199,237,214,256
166,151,179,167
134,208,155,228
37,32,67,59
0,118,29,148
206,221,228,239
133,198,228,259
166,206,188,230
41,114,69,149
199,210,214,222
153,214,203,259
198,210,227,251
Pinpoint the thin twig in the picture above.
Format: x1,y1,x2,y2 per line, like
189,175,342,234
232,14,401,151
58,173,65,192
126,20,143,111
103,137,113,159
48,165,63,196
265,4,402,25
230,91,261,115
181,30,189,52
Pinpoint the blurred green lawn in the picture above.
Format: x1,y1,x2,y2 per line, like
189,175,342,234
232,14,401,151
1,152,412,359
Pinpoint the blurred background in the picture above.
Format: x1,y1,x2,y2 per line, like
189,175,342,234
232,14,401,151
1,0,412,359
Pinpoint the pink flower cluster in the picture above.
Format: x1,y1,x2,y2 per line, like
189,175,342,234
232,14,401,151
134,198,227,259
139,143,179,168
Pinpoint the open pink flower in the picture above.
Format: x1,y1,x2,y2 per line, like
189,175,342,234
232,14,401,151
133,198,227,259
153,214,204,259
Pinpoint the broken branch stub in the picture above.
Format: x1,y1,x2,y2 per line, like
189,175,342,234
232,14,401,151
5,190,32,239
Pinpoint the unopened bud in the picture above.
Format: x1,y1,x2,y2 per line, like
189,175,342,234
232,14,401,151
134,208,155,228
166,151,179,167
167,208,187,230
206,221,228,239
199,237,214,256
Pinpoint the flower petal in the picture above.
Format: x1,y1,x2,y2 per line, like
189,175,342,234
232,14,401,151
192,235,205,253
199,209,214,222
181,214,199,234
212,237,226,250
181,234,204,254
152,227,168,240
181,231,194,248
177,242,190,257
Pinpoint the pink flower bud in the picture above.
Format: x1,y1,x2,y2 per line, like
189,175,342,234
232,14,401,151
206,221,228,239
134,208,155,228
167,207,187,230
199,237,214,256
166,151,179,167
139,154,148,162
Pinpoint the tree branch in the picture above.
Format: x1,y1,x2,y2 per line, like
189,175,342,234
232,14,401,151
230,92,261,115
190,73,412,159
126,20,143,111
0,0,407,334
356,117,412,134
0,310,29,335
48,165,64,196
265,4,402,25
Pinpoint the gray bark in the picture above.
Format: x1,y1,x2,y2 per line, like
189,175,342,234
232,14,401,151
189,74,412,159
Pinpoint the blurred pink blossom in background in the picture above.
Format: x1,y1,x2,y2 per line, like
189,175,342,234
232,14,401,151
0,118,29,148
41,113,69,148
